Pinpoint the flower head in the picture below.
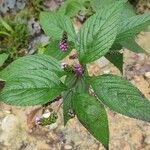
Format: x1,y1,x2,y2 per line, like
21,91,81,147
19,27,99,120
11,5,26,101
59,31,68,52
73,64,83,76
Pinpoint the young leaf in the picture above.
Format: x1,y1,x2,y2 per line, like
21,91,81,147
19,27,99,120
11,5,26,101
116,13,150,42
58,0,84,17
73,93,109,149
105,51,123,73
0,53,9,67
63,73,76,125
0,54,63,80
44,40,73,60
0,70,66,106
88,74,150,122
63,72,88,125
40,11,76,42
78,0,124,64
63,90,75,125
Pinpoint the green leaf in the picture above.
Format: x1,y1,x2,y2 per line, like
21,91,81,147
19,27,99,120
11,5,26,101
75,77,88,93
65,72,77,89
78,1,124,64
120,37,147,53
88,74,150,122
44,40,73,60
105,51,123,73
116,13,150,42
0,69,66,106
40,11,76,42
0,53,9,67
63,72,76,125
0,54,63,80
63,72,88,125
73,93,109,149
63,90,74,125
111,43,123,50
91,0,114,11
58,0,84,17
91,0,130,15
0,17,14,33
122,2,136,19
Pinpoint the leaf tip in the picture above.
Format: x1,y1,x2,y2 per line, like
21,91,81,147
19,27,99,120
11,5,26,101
104,144,109,150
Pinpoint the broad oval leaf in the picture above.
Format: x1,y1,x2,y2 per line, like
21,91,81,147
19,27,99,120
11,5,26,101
0,54,63,80
73,93,109,149
88,74,150,122
78,1,124,64
40,11,76,42
0,69,66,106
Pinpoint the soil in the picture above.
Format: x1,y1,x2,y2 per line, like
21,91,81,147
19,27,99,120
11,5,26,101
0,0,150,150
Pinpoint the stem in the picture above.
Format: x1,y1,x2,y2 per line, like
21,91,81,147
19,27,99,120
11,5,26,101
56,101,63,113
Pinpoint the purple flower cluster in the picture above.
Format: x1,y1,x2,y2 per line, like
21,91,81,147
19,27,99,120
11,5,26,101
59,32,68,52
73,64,83,76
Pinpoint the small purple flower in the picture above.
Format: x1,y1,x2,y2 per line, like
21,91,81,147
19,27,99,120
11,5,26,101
73,64,83,76
59,31,68,52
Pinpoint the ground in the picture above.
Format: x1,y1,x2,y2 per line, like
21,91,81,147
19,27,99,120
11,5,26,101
0,0,150,150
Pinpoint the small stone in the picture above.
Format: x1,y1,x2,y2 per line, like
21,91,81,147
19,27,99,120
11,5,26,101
145,72,150,79
64,144,73,150
0,114,22,146
47,122,58,130
96,57,110,68
28,18,41,35
103,70,110,74
5,110,11,114
42,112,50,118
144,136,150,144
134,75,141,82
